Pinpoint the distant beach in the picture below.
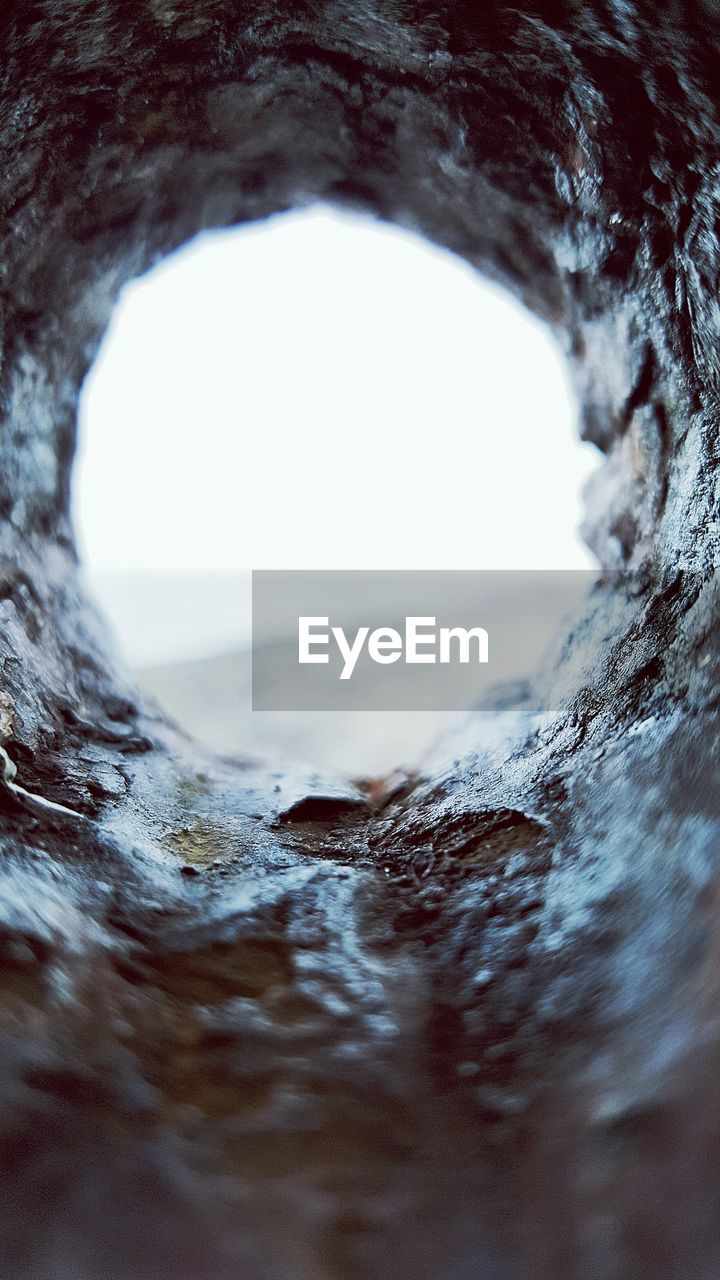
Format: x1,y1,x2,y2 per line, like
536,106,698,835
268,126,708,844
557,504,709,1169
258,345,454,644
86,569,593,776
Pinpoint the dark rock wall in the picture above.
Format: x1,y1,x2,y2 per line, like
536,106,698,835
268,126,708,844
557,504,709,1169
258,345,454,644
0,3,719,1278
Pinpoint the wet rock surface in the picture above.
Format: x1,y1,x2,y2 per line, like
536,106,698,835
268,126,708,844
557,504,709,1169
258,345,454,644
0,2,719,1276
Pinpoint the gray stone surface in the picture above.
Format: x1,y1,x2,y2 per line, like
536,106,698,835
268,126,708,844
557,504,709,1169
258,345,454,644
0,3,719,1276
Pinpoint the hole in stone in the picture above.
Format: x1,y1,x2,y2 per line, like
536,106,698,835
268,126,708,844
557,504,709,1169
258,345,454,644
74,206,598,775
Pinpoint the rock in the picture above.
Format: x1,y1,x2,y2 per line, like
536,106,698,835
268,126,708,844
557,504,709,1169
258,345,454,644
0,3,718,1277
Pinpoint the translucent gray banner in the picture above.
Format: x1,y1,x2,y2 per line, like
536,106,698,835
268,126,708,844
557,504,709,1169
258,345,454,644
252,570,600,711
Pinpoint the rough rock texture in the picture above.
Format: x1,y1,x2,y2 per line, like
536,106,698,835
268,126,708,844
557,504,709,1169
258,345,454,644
0,3,719,1277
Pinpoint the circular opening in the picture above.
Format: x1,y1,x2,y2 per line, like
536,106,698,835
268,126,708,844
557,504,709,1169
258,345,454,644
74,206,598,773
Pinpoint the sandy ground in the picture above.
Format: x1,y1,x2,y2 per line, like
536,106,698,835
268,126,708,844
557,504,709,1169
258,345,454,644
139,646,459,776
90,568,593,776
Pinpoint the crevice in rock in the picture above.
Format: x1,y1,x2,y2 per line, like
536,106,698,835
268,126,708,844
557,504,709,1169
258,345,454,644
0,4,718,1276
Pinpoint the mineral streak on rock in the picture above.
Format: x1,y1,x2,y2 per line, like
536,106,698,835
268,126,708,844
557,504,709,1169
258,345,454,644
0,3,719,1277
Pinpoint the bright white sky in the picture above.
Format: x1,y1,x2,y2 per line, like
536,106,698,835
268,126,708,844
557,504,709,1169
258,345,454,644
75,206,597,577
